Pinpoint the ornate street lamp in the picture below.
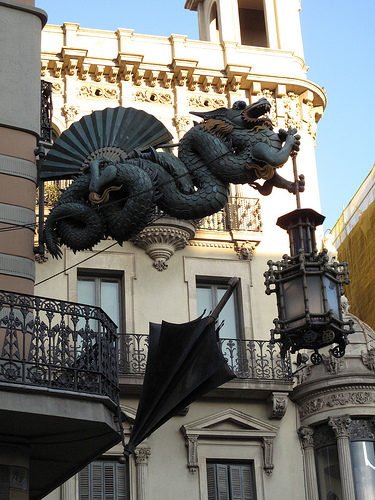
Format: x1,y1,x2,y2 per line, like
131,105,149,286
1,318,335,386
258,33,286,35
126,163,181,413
264,158,354,365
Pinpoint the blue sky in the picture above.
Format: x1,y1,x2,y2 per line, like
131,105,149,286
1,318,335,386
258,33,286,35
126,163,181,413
36,0,375,230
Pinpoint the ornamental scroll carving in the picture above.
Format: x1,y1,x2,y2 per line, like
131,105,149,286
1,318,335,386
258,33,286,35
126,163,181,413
189,95,226,109
328,415,352,438
267,392,288,419
80,85,119,99
299,391,374,419
134,90,172,105
283,92,302,131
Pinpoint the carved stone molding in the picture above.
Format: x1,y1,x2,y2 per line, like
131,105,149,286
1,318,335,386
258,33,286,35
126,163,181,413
234,242,256,261
189,94,226,109
298,390,374,420
362,348,375,371
283,92,302,131
174,115,192,138
328,415,352,438
255,90,277,126
132,218,196,271
322,352,344,374
80,85,119,99
62,105,79,123
267,392,288,419
185,434,199,474
134,89,172,105
134,447,151,465
262,437,274,475
298,426,314,449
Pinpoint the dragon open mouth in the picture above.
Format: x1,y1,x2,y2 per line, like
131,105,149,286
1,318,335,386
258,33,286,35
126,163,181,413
241,98,272,128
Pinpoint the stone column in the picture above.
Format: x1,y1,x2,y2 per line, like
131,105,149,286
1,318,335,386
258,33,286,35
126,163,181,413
134,448,151,500
328,415,355,500
298,426,319,500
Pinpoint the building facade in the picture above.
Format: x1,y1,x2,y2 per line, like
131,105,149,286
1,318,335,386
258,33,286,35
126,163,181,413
33,1,375,500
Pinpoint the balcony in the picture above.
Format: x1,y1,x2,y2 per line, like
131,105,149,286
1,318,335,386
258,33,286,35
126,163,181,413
118,333,292,398
0,290,121,499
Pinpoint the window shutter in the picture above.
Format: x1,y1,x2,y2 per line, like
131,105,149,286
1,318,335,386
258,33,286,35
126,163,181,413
92,463,103,500
216,464,230,500
79,465,90,500
103,462,115,499
116,463,127,500
229,465,255,500
207,463,217,500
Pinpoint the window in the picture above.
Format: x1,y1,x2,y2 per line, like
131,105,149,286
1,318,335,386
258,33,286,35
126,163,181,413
77,275,122,331
79,460,128,500
238,0,268,47
207,462,256,500
196,279,242,341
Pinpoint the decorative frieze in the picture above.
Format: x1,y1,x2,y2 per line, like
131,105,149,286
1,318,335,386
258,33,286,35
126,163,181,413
134,89,172,105
189,94,226,109
299,390,374,419
80,85,119,99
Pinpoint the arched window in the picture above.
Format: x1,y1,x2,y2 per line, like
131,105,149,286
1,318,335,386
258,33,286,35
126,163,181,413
209,2,220,43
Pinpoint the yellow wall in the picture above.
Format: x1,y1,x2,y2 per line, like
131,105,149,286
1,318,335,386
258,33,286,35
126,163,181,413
338,198,375,330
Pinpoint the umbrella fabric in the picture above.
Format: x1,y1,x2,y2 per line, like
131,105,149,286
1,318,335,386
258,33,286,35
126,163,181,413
124,316,235,455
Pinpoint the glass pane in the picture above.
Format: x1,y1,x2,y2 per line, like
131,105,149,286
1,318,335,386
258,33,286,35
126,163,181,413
350,441,375,500
283,277,305,328
325,277,340,319
78,278,96,306
197,287,213,317
307,275,324,316
217,287,237,340
315,444,343,500
101,281,120,328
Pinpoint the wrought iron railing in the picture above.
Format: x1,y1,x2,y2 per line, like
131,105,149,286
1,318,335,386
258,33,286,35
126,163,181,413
197,197,262,232
0,291,119,404
41,80,53,145
118,334,292,381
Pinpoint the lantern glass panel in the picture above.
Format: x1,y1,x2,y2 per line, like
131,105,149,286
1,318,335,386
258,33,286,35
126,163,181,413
325,276,340,319
306,275,324,317
283,277,305,327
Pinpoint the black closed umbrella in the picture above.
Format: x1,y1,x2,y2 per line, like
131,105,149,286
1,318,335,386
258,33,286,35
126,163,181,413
124,278,239,456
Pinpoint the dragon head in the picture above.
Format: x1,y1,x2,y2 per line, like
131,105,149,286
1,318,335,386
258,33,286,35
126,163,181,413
239,98,273,130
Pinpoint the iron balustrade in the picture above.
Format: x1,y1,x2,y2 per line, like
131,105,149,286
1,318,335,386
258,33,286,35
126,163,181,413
0,290,119,404
118,333,292,381
197,197,262,232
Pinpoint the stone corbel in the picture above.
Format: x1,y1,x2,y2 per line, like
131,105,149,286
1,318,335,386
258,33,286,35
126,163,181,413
216,77,227,94
172,58,198,87
41,60,48,77
95,65,105,82
176,69,189,87
162,72,174,89
229,75,242,93
109,67,119,83
53,61,63,78
148,70,159,87
79,64,90,80
62,47,88,76
131,217,196,271
185,434,199,474
267,392,289,419
202,76,214,92
134,69,145,86
262,437,274,475
118,53,143,81
188,74,199,91
233,242,256,261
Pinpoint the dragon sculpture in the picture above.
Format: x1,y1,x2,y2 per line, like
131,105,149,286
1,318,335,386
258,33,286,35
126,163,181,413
42,98,303,258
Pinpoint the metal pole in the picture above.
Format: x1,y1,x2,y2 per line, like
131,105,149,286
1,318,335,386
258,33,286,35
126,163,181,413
292,154,301,209
207,277,240,325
